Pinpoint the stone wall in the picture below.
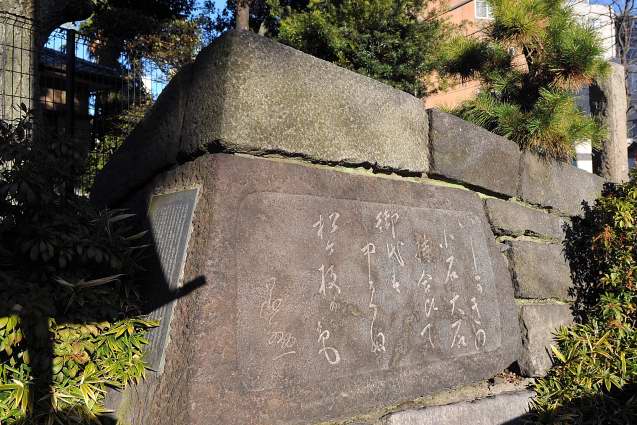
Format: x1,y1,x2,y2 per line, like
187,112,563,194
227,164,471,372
93,30,605,425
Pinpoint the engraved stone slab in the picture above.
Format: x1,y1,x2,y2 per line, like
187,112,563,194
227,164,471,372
145,188,198,373
117,154,520,425
237,194,500,392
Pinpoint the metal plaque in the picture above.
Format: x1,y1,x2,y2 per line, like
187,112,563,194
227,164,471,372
145,188,198,373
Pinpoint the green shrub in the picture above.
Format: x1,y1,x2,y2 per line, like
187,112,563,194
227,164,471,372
438,0,608,161
529,173,637,423
276,0,446,97
0,108,156,424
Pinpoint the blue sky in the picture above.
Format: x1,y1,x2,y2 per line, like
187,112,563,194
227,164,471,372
590,0,636,9
195,0,226,13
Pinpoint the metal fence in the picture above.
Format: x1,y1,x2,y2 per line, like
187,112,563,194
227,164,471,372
0,12,36,122
0,12,173,191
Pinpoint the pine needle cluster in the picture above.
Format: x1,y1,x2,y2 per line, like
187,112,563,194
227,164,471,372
438,0,609,161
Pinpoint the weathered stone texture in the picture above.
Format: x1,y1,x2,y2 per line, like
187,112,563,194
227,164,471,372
0,0,34,17
114,154,519,425
383,390,534,425
0,0,92,34
506,240,571,300
92,64,194,207
427,109,521,197
93,30,430,206
183,31,430,173
591,62,629,184
518,304,573,377
519,152,605,216
484,198,566,240
0,14,35,121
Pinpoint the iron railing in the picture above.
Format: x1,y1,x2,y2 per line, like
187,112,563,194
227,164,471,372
0,12,173,192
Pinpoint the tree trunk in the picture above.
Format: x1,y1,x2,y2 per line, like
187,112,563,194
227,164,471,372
590,62,630,183
236,1,250,31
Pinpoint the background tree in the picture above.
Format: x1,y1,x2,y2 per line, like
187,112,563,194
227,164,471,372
81,0,196,68
198,0,445,96
236,0,250,30
275,0,447,96
78,0,200,176
438,0,609,161
80,0,198,117
198,0,308,41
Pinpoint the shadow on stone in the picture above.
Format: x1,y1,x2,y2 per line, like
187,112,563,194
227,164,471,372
562,182,619,323
0,209,206,424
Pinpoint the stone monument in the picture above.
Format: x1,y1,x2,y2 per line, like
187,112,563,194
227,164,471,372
104,155,519,425
93,31,536,425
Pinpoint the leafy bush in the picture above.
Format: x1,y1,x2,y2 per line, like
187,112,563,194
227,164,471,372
438,0,608,161
0,108,156,424
529,173,637,423
84,102,150,191
275,0,447,96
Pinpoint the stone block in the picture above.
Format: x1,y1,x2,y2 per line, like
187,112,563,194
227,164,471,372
591,62,629,183
484,198,566,240
93,31,430,206
181,31,429,171
428,109,521,197
383,390,534,425
506,240,572,300
518,304,573,377
519,152,605,216
115,154,520,425
92,63,194,207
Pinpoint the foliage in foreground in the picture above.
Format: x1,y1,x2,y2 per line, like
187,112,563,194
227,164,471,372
0,109,156,424
438,0,609,161
528,173,637,423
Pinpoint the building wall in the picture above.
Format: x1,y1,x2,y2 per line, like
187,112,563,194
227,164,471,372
426,0,616,109
425,0,489,109
570,1,615,61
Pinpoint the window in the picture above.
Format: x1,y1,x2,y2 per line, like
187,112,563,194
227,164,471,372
588,17,601,30
475,0,493,19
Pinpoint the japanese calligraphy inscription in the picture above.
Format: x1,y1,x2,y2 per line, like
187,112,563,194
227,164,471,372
236,192,500,392
126,154,520,425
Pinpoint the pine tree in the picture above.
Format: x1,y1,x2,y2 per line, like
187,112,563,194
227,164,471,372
437,0,609,161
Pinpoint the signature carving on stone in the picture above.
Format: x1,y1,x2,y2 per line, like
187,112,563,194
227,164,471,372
260,277,298,360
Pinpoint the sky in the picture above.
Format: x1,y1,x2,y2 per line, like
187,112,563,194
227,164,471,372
195,0,226,13
591,0,637,10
